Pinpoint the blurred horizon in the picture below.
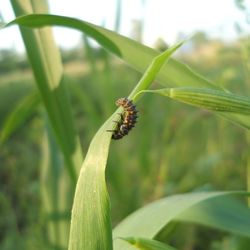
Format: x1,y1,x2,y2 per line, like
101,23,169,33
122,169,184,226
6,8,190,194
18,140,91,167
1,1,250,249
0,0,249,53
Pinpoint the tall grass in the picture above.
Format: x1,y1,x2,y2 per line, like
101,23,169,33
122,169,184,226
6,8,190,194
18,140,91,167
1,1,250,249
9,0,82,249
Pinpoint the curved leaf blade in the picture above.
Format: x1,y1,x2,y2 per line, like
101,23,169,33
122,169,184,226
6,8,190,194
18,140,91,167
7,6,83,184
176,195,250,238
113,192,249,250
139,87,250,129
68,116,113,250
4,14,217,90
141,87,250,114
6,14,122,56
130,41,185,101
69,44,183,250
121,237,177,250
5,14,250,129
170,87,250,114
0,91,40,144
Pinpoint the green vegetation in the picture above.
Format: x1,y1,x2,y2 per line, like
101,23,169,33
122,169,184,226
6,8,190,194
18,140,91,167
1,0,250,250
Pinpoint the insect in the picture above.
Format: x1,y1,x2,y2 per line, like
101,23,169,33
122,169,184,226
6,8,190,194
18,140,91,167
108,97,138,140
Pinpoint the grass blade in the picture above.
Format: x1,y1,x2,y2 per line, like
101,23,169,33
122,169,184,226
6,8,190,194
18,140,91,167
130,41,184,102
4,13,249,249
5,14,250,129
121,237,177,250
0,91,40,144
41,117,72,249
68,45,181,249
113,192,249,250
176,195,250,238
4,14,216,89
9,2,83,184
68,117,114,250
141,87,250,115
138,87,250,129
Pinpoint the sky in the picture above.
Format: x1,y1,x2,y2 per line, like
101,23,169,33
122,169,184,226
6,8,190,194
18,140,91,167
0,0,249,52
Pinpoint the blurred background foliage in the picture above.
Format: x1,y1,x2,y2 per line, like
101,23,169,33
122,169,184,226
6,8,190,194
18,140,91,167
1,0,250,249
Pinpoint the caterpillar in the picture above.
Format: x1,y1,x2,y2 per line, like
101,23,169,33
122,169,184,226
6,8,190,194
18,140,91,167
108,97,138,140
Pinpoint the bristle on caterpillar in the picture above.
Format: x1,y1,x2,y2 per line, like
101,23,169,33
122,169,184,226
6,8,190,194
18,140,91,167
108,98,138,140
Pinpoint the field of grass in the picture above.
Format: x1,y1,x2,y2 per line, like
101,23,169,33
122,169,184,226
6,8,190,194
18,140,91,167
1,1,250,250
1,42,249,249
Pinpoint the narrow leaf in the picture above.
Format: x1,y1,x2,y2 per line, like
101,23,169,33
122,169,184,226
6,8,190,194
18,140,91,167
113,192,249,250
68,116,114,250
5,14,250,129
9,3,83,184
138,87,250,129
121,237,177,250
4,14,217,89
176,195,250,238
130,41,185,101
68,44,183,250
140,87,250,115
41,116,71,249
0,91,40,144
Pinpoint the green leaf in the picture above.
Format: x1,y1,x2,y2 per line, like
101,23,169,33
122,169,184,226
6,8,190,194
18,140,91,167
0,91,40,144
138,87,250,129
113,192,249,250
140,87,250,114
68,117,113,250
6,14,122,56
8,4,83,185
68,45,181,250
130,41,185,102
4,14,216,89
176,195,250,238
41,116,72,249
4,13,250,249
121,237,177,250
5,14,250,129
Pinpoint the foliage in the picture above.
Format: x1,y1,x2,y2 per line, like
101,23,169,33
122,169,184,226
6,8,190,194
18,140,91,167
1,1,250,250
